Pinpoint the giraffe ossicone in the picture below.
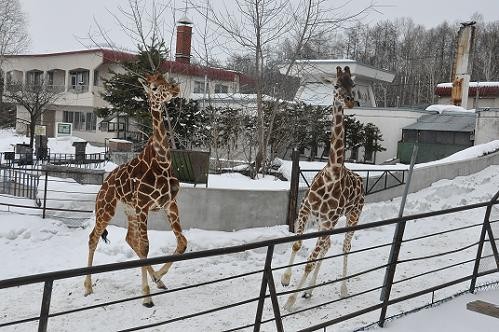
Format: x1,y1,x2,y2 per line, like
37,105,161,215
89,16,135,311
281,66,365,311
84,72,186,307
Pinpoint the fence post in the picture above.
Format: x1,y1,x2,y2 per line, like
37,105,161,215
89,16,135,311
470,190,499,293
38,279,53,332
254,245,283,332
378,144,418,327
42,172,48,219
286,148,300,233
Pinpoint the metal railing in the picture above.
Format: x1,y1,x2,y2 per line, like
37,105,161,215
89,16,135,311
0,166,101,222
0,152,107,168
1,190,498,331
299,168,408,195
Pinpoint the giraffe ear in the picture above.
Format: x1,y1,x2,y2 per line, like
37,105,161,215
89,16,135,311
336,66,343,77
344,66,351,76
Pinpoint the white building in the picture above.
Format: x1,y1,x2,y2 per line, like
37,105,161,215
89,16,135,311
1,19,253,145
286,59,395,107
284,59,431,164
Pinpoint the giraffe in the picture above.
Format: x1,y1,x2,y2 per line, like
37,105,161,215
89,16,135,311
281,66,365,311
84,73,187,307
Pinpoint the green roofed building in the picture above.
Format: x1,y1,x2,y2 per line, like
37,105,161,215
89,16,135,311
397,112,476,163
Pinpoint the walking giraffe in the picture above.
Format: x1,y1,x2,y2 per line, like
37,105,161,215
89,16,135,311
281,66,365,311
84,73,187,307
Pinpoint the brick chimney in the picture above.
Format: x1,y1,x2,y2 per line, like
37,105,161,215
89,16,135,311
175,16,193,64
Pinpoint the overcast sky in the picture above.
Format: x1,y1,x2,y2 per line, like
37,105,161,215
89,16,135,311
19,0,499,58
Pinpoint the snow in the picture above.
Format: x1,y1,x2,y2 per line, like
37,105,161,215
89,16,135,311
1,164,498,331
0,128,105,155
437,81,499,88
425,104,475,113
0,129,498,331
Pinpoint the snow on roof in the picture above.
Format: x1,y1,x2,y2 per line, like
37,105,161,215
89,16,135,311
425,104,475,114
437,82,499,88
190,93,274,102
435,82,499,97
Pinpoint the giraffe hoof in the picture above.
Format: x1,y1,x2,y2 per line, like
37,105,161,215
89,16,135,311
156,280,167,289
281,273,291,287
302,292,312,299
143,301,155,308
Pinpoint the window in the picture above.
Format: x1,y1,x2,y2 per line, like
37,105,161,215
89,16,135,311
193,81,205,93
26,71,43,85
93,70,99,86
63,111,96,131
47,71,54,86
215,83,229,93
69,70,89,92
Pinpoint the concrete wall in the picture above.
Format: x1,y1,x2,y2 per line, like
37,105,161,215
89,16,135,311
110,187,290,231
365,150,499,203
475,109,499,145
42,165,105,185
107,151,499,231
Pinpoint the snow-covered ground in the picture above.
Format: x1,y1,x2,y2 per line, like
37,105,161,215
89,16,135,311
1,164,498,331
1,129,498,331
0,128,105,155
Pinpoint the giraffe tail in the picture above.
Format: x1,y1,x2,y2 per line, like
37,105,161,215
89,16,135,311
101,229,110,244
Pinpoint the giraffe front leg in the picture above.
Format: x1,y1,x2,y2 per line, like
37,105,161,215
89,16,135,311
154,200,187,282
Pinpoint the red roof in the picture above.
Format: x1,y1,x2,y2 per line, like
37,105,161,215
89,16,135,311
435,83,499,97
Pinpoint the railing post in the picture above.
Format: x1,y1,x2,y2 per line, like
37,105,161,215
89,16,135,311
38,279,53,332
286,148,300,233
470,190,499,293
42,172,48,219
379,144,418,327
254,245,283,332
365,171,369,195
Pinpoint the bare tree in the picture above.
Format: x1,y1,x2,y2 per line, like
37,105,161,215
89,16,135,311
4,80,63,148
0,0,29,105
194,0,377,178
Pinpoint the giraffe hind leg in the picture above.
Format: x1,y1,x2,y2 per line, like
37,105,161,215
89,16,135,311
340,208,362,297
84,200,115,296
284,235,330,311
281,202,311,287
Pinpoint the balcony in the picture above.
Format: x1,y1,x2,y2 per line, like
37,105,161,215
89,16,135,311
68,84,89,94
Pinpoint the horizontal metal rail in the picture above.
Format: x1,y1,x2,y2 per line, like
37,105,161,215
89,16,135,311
0,191,498,331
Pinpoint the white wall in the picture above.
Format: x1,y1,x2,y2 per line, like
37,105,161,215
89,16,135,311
345,107,430,164
475,109,499,145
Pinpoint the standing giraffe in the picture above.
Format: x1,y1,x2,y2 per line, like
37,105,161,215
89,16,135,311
281,66,365,311
84,73,187,307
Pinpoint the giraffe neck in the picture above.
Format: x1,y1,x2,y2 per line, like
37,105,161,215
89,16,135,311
328,97,345,173
149,102,171,161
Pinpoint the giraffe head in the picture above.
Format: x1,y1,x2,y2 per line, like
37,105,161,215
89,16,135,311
139,73,180,110
334,66,356,109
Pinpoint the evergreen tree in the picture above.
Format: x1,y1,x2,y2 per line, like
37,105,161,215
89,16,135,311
96,45,205,149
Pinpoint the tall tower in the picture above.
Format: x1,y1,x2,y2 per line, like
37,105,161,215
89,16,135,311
451,22,476,108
